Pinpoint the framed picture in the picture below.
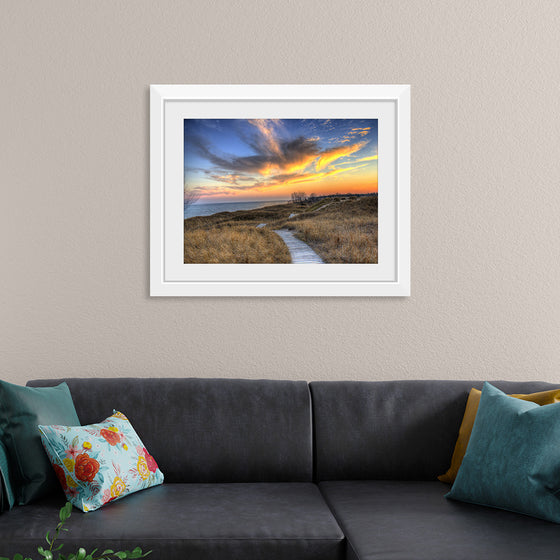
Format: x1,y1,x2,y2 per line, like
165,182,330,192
150,84,410,296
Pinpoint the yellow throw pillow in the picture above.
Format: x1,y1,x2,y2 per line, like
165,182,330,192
438,387,560,484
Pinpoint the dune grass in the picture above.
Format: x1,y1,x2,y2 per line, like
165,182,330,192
184,223,291,263
184,195,377,263
285,197,378,263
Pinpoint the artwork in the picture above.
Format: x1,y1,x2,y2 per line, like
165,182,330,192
184,118,379,265
151,85,410,296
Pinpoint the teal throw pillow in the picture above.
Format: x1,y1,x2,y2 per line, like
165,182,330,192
0,439,15,511
446,382,560,523
39,411,164,512
0,380,80,504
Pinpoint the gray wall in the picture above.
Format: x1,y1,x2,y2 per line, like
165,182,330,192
2,1,560,384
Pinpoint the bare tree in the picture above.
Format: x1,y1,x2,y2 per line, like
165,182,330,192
184,189,200,208
291,191,307,204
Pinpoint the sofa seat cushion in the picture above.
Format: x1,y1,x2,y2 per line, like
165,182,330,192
319,481,560,560
0,483,344,560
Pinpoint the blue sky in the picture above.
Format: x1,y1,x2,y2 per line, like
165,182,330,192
184,119,378,203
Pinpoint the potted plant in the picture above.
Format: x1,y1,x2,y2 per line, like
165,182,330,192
1,502,151,560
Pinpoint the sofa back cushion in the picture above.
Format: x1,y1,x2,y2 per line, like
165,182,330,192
310,380,560,481
27,378,313,483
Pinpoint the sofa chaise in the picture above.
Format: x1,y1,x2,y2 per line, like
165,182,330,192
1,377,560,560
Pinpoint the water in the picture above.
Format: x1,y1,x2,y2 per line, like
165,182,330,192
184,200,288,219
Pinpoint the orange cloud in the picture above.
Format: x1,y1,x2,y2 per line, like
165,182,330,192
352,155,378,163
258,162,281,176
263,163,369,187
325,163,370,175
282,153,320,174
349,127,371,137
257,152,318,176
315,141,367,171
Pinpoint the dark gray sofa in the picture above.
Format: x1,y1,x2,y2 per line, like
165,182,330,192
1,378,559,560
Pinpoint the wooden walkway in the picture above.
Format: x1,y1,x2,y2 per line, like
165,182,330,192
273,229,324,264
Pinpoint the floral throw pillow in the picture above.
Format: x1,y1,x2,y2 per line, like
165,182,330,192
38,411,164,512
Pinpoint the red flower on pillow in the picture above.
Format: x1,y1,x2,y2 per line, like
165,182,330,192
143,447,159,473
74,453,100,482
53,463,68,492
100,428,121,446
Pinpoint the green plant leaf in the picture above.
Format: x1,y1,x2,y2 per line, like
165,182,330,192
64,502,73,519
59,502,72,522
0,556,10,560
16,499,149,560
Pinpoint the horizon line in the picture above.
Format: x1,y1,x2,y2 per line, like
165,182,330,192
187,192,378,205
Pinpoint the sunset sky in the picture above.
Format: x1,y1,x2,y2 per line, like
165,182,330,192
184,118,378,203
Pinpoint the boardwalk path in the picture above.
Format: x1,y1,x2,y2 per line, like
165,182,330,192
273,229,324,264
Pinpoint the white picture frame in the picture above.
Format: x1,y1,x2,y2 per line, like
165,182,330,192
150,84,410,296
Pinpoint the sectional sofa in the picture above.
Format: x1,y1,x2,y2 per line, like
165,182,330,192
1,377,560,560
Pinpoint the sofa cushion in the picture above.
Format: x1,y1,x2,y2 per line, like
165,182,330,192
0,439,15,511
27,378,313,483
0,483,345,560
39,411,164,512
310,380,559,480
320,481,560,560
438,386,560,484
446,382,560,523
0,380,80,504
